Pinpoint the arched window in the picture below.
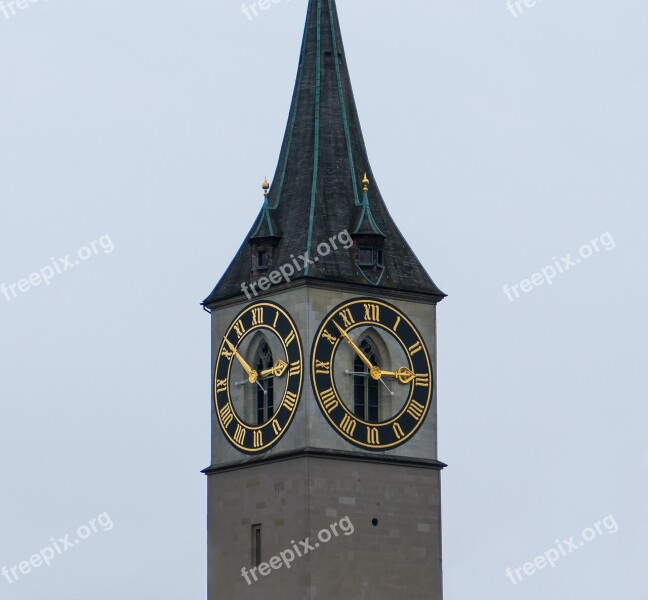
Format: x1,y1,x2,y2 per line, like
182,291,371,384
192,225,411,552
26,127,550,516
255,340,274,425
353,338,380,422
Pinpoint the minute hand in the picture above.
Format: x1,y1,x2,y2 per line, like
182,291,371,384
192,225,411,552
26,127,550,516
225,339,254,377
332,321,375,371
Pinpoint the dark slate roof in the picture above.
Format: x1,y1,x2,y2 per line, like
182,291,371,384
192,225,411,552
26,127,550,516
204,0,445,306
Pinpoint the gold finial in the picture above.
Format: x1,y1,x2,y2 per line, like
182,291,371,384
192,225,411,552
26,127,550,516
262,176,270,196
362,172,370,192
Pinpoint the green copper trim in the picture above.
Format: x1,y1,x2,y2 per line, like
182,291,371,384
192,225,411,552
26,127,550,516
355,262,386,286
354,189,386,236
268,0,312,210
327,0,361,207
304,0,322,276
251,196,276,238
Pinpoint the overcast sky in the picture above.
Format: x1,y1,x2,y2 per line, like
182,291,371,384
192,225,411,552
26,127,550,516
0,1,646,598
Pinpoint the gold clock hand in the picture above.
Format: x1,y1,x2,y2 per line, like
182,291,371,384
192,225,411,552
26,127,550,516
379,367,416,385
258,360,288,379
225,338,258,383
332,321,377,373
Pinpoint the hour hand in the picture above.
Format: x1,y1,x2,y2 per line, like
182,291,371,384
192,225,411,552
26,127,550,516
380,367,415,384
258,360,288,379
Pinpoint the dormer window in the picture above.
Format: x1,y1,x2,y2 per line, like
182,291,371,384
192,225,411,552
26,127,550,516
249,234,281,281
257,249,269,270
358,246,383,267
358,247,373,266
352,235,385,285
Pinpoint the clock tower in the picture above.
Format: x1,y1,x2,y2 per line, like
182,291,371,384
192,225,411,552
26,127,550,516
202,1,446,598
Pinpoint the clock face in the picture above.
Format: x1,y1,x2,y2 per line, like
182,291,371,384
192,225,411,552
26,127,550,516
214,301,303,454
311,298,433,451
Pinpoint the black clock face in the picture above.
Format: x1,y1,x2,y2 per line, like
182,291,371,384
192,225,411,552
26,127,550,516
214,301,303,454
311,298,433,451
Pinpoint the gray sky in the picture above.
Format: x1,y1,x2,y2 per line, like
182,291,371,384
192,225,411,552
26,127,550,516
1,0,646,598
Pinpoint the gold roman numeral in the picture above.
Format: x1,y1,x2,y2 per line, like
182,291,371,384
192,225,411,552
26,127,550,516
233,320,246,339
219,404,234,428
289,361,301,377
322,329,337,345
367,427,380,445
338,309,356,328
363,303,380,322
284,330,296,347
415,374,430,388
283,391,298,412
406,400,425,421
221,347,233,360
272,419,282,435
409,341,423,356
253,430,263,448
251,307,264,325
393,316,401,331
273,311,280,328
320,388,339,413
216,379,228,394
315,360,330,375
393,422,405,439
233,424,246,445
340,414,357,436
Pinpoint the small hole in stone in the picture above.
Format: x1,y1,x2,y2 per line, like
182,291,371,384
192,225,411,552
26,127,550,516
371,518,379,527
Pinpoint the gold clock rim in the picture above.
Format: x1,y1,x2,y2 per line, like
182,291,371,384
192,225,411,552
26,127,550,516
311,298,433,448
214,301,304,451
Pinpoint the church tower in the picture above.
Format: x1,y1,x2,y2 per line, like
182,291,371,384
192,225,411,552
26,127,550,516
202,1,446,598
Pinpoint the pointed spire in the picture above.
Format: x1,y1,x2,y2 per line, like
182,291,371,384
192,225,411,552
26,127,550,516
204,0,445,305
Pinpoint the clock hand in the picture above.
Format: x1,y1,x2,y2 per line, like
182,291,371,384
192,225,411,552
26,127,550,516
379,367,416,385
345,370,395,396
378,378,395,396
234,379,267,392
332,321,379,376
345,370,369,377
224,338,259,384
258,360,288,379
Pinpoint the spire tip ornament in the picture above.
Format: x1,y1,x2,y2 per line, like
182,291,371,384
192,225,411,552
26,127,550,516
262,176,270,196
362,172,370,192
